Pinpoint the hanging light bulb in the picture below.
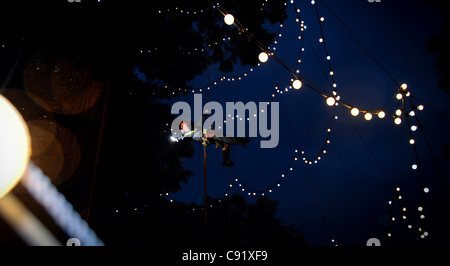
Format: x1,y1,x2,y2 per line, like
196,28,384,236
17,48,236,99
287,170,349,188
411,125,418,131
395,109,402,116
396,93,403,100
401,83,408,90
258,52,269,63
410,139,415,145
224,14,235,25
351,107,359,116
394,117,402,125
292,79,302,89
364,113,373,121
326,97,335,106
418,105,424,111
412,164,418,170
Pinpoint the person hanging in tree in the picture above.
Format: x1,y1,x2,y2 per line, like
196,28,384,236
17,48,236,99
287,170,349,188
179,111,250,166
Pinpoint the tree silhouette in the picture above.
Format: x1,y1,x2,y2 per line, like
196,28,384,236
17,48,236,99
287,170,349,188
107,194,306,246
426,0,448,94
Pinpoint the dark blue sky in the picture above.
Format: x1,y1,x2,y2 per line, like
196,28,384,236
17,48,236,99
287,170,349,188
167,0,449,246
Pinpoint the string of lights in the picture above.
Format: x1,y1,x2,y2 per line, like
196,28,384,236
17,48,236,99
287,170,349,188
211,0,433,243
157,0,445,244
310,0,337,94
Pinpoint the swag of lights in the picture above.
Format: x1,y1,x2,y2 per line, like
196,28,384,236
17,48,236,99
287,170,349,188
159,0,446,244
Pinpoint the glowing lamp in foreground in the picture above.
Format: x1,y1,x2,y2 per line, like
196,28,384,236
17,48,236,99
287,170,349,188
224,14,235,25
0,94,31,199
292,79,302,90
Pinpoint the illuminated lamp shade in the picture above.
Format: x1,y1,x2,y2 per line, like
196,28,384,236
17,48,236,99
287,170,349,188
258,52,269,63
351,107,359,116
224,14,235,25
292,79,302,90
0,95,32,199
326,97,335,106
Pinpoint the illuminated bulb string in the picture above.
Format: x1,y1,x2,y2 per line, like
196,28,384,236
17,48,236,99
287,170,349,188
406,95,450,200
384,188,428,242
20,163,104,246
163,0,445,245
311,0,337,92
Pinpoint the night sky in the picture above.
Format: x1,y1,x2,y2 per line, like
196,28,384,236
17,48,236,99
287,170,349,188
166,0,450,246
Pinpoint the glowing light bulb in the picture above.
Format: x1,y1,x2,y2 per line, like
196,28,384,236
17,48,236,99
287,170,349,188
326,97,335,106
411,125,418,131
351,108,359,116
401,83,408,90
320,17,325,22
409,111,415,117
224,14,234,25
394,117,402,125
424,187,429,193
396,93,403,100
258,52,269,63
418,105,424,111
418,206,423,211
395,109,402,116
0,95,32,199
319,38,323,43
364,113,373,121
412,164,418,170
292,79,302,90
378,111,385,119
410,139,415,145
